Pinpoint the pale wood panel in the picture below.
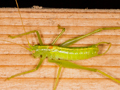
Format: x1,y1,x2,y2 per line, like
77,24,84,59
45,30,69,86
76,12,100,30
0,35,120,45
0,54,120,66
1,12,120,19
0,26,120,35
1,18,120,26
1,8,120,13
1,66,120,78
0,79,120,90
0,8,120,90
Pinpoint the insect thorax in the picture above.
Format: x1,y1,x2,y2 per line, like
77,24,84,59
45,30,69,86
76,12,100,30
31,45,50,58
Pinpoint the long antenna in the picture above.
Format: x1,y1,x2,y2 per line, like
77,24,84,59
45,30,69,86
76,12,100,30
2,39,31,51
15,0,30,46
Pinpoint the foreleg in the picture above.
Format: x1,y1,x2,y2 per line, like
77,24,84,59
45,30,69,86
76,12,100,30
9,30,43,45
51,25,65,45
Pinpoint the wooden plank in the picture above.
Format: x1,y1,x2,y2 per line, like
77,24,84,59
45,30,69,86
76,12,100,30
0,26,120,35
1,79,120,90
0,8,120,90
1,12,120,19
1,18,120,26
0,54,120,66
1,66,120,78
1,35,120,45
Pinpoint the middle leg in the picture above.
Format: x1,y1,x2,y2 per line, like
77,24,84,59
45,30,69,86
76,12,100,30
8,30,43,45
51,25,65,45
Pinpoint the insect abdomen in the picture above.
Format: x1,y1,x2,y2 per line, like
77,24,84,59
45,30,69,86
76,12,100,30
50,45,99,60
69,46,99,60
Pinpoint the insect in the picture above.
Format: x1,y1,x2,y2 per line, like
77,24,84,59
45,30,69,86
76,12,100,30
4,0,120,90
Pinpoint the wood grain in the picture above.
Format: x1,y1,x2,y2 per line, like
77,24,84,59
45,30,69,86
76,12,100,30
0,8,120,90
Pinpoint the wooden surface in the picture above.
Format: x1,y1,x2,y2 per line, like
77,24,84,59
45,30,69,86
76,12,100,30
0,8,120,90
